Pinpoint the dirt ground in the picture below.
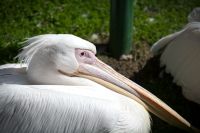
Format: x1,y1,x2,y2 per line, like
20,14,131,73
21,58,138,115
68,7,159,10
97,43,200,133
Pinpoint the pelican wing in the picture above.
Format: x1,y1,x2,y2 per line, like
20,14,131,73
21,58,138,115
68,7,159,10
150,31,183,55
151,22,200,55
0,64,28,85
0,84,150,133
151,22,200,104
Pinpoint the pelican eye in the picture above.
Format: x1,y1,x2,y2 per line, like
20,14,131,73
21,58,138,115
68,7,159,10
80,52,85,56
80,51,90,58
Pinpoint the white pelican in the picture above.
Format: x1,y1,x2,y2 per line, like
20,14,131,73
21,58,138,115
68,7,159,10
0,34,197,133
151,8,200,104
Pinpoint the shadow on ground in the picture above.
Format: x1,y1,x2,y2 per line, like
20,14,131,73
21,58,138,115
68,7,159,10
131,56,200,133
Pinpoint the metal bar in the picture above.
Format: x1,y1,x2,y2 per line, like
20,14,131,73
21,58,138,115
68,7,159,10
109,0,134,58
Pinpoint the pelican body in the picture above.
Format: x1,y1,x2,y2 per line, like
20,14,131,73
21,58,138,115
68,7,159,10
0,64,149,133
151,8,200,104
0,34,197,133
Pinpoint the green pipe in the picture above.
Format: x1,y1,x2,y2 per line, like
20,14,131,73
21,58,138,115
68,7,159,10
109,0,134,58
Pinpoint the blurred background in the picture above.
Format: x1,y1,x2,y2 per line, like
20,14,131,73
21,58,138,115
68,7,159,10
0,0,200,132
0,0,200,63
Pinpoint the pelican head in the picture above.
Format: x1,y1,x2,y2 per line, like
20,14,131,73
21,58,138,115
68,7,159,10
17,34,196,132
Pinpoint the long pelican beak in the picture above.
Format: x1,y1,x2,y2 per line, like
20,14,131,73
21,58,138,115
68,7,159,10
75,57,198,132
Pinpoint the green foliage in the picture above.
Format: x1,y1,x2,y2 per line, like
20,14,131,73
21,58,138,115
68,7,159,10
0,0,200,63
0,0,110,63
134,0,200,45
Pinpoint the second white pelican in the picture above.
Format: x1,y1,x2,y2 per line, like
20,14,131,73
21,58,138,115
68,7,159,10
151,8,200,104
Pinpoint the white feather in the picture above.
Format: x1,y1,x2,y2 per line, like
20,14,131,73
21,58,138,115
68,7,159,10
151,22,200,104
0,79,150,133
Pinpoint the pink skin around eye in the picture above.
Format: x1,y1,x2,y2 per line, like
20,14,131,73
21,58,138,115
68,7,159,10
75,49,97,64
